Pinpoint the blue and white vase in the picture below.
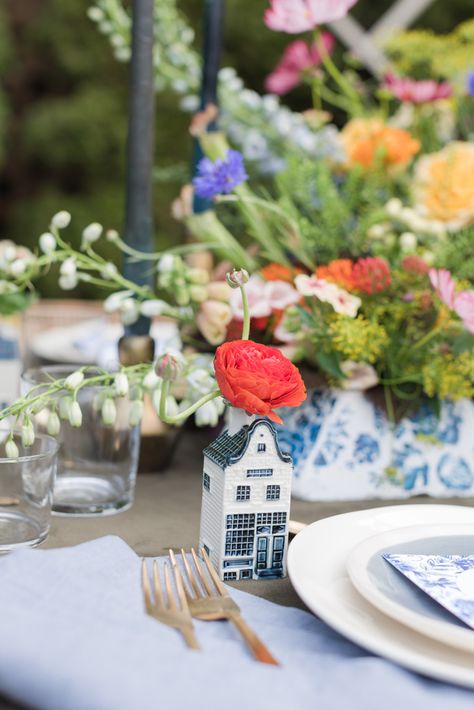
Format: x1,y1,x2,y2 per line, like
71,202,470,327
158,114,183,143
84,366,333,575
276,389,474,501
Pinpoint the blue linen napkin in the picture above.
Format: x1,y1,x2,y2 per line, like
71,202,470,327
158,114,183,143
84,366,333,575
0,536,472,710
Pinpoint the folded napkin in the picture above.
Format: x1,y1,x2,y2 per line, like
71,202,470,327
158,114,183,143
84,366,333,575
0,537,472,710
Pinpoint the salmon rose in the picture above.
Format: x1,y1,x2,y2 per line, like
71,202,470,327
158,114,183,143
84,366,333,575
214,340,306,424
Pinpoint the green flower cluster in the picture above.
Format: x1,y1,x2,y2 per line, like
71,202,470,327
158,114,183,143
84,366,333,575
422,351,474,400
329,316,389,364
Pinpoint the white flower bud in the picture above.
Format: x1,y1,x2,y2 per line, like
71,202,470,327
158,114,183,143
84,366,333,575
187,268,209,285
189,285,208,303
106,229,119,242
400,232,417,252
103,290,133,313
100,262,118,279
140,299,168,317
195,400,219,427
5,438,19,459
9,259,28,277
47,411,61,436
143,369,161,390
59,274,79,291
421,250,435,266
385,198,402,218
60,257,77,277
21,418,35,447
81,222,103,244
120,298,140,326
64,370,84,390
101,398,117,426
114,47,131,62
157,254,176,273
59,396,73,420
114,373,129,397
51,211,71,229
129,400,144,427
226,269,250,289
39,232,56,254
87,7,104,22
68,401,83,428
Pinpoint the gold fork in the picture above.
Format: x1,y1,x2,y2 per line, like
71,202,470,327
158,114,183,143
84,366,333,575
170,547,279,665
141,556,201,650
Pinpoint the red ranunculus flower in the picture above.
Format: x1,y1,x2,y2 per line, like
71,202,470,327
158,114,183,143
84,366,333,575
214,340,306,424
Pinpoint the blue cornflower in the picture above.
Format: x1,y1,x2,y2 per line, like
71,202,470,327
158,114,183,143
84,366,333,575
193,149,248,199
467,71,474,97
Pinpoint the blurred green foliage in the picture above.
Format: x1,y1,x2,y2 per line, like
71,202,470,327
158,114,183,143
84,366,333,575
0,0,472,297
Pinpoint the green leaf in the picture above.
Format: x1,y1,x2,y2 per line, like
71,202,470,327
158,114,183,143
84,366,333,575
452,331,474,355
0,292,35,316
315,350,345,379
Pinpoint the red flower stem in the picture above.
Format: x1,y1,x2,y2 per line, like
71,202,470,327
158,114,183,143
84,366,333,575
158,379,221,424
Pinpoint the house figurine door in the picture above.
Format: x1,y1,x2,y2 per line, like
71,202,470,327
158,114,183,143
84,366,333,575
199,408,293,581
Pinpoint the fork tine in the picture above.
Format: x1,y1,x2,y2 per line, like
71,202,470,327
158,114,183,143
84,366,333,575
169,550,190,613
180,548,202,599
141,559,153,613
191,548,214,596
201,547,228,597
152,560,164,610
163,561,178,611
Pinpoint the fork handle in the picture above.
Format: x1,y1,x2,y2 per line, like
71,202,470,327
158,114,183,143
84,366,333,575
181,625,201,651
229,613,279,665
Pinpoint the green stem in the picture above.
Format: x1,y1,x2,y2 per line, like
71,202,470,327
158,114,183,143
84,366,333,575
314,30,362,115
158,380,221,424
384,385,396,425
240,284,250,340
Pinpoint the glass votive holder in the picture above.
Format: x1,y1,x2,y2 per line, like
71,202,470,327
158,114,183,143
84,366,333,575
22,366,140,517
0,429,58,551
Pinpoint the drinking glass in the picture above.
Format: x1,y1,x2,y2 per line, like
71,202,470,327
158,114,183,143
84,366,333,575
22,366,140,516
0,429,58,551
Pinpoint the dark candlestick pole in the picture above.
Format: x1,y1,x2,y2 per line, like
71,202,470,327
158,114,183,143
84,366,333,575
192,0,225,214
123,0,155,336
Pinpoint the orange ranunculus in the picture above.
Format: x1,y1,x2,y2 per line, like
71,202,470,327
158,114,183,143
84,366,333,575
316,259,356,290
341,118,420,170
214,340,306,424
260,263,302,283
413,142,474,229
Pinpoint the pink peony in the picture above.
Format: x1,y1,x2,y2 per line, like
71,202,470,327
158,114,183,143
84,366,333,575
384,73,452,104
429,268,455,309
454,291,474,335
265,34,334,95
264,0,358,34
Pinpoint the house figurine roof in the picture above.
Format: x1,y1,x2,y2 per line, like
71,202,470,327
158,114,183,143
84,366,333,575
203,418,292,469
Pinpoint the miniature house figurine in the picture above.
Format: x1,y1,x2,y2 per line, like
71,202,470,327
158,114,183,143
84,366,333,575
199,408,293,581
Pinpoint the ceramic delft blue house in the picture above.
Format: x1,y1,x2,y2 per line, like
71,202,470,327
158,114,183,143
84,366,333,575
199,409,292,582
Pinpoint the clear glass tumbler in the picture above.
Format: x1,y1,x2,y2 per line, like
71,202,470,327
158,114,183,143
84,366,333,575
0,429,58,551
22,366,140,517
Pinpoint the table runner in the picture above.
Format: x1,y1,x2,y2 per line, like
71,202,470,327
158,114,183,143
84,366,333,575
0,536,472,710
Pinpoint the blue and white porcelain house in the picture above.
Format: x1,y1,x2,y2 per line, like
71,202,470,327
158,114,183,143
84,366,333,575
199,408,292,581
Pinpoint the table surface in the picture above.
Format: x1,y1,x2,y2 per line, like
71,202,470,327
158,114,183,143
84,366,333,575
2,429,474,709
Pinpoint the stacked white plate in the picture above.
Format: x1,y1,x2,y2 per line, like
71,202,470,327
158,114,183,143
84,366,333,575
288,505,474,688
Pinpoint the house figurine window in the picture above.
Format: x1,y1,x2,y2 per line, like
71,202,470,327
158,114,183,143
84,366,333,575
257,442,266,452
203,472,210,491
236,485,250,501
246,468,273,477
266,484,280,501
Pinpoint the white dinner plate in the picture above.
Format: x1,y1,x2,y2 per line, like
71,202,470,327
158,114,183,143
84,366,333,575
288,505,474,688
347,523,474,654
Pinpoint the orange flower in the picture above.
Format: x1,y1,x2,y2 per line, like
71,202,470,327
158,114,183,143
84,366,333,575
260,263,302,283
341,118,420,170
316,259,356,290
413,142,474,229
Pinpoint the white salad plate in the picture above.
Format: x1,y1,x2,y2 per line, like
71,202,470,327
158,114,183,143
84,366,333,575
288,505,474,688
347,523,474,655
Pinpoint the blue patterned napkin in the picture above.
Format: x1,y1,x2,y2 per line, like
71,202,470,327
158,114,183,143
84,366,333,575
0,536,473,710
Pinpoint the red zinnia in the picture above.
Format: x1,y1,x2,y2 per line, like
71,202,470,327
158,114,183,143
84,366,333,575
353,257,391,294
214,340,306,424
401,255,429,275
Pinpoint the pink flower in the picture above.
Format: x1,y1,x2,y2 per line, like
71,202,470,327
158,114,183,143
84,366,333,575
264,0,358,34
429,268,455,309
384,73,452,104
230,275,300,319
295,274,361,317
454,291,474,335
265,35,334,95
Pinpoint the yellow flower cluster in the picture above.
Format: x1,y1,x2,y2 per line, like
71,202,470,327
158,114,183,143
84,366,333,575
422,352,474,400
329,316,389,363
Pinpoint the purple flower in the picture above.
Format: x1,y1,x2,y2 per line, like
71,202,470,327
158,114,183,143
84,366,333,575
467,71,474,97
193,150,248,199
